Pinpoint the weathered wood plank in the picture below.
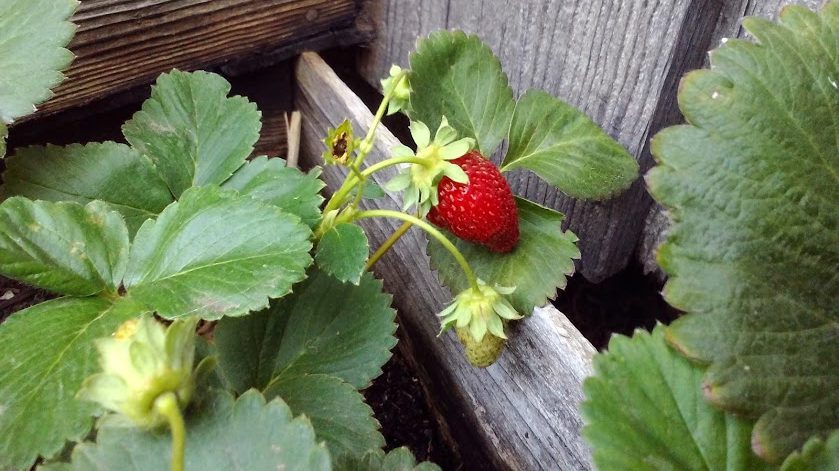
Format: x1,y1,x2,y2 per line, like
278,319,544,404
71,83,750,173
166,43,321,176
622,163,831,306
637,0,826,281
296,52,596,471
356,0,722,282
26,0,360,120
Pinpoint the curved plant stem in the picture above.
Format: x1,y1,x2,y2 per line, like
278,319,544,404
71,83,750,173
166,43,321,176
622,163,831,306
360,156,426,178
354,210,479,292
154,392,186,471
349,156,428,211
365,221,413,270
321,176,359,216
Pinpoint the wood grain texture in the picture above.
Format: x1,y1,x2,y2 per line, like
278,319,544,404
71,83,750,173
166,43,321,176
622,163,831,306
296,52,596,471
28,0,359,119
637,0,827,280
356,0,722,282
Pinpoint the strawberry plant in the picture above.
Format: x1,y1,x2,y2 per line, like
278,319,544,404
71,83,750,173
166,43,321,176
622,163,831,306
582,2,838,470
0,2,639,470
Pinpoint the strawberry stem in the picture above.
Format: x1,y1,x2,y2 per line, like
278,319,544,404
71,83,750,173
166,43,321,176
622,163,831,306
154,392,186,471
352,72,408,169
361,156,427,177
355,209,480,292
365,221,413,270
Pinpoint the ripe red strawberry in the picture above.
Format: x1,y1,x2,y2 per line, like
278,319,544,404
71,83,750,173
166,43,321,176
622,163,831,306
427,150,519,252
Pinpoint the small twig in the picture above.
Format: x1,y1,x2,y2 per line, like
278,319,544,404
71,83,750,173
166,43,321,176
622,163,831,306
285,110,301,168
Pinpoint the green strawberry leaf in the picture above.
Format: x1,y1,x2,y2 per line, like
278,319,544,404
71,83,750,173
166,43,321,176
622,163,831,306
781,431,839,471
315,223,369,285
0,198,128,296
123,186,312,320
264,374,384,464
502,89,638,200
409,30,515,156
49,389,331,471
335,447,442,471
215,268,396,390
647,3,839,462
428,197,579,315
0,297,137,470
0,0,76,123
122,70,261,198
1,143,173,236
221,156,325,228
581,325,773,471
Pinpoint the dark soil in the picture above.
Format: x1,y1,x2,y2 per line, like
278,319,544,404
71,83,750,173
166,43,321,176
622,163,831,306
0,277,54,322
555,261,681,350
364,349,452,466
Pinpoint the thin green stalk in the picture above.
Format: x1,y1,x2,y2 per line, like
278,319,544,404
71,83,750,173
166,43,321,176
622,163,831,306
354,210,479,292
322,174,360,216
154,392,186,471
360,156,426,178
350,177,366,210
365,221,413,270
352,73,407,169
349,155,427,211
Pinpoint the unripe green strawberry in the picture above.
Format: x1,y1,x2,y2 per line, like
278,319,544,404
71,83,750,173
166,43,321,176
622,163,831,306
456,326,505,367
427,150,519,253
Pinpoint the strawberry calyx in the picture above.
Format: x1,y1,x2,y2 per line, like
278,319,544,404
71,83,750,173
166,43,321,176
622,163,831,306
438,279,522,343
384,116,474,216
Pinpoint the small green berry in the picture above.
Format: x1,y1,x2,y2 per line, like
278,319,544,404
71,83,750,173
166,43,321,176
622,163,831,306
77,315,199,428
456,326,506,368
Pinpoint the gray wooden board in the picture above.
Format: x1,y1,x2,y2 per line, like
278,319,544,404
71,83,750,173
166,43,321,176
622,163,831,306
637,0,827,281
356,0,723,282
296,52,596,471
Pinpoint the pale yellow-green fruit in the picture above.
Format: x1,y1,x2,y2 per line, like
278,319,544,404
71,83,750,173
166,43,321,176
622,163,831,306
77,315,198,428
456,326,506,368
